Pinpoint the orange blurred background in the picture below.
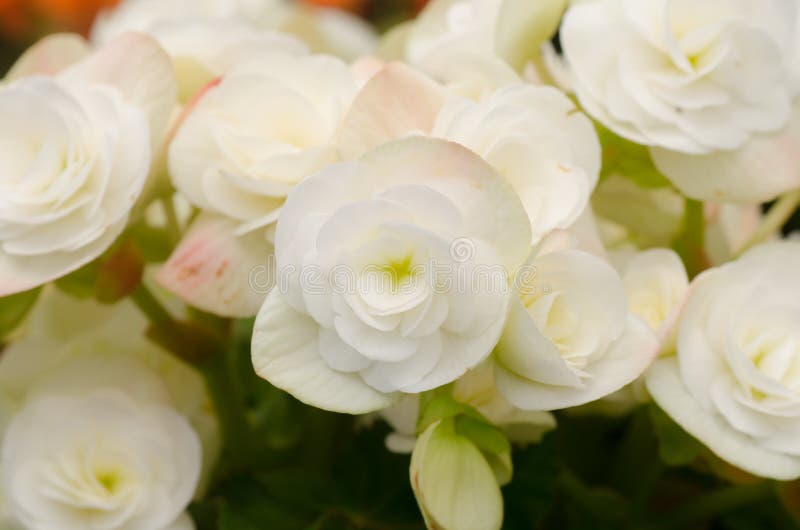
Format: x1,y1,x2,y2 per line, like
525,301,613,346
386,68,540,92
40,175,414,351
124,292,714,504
0,0,427,42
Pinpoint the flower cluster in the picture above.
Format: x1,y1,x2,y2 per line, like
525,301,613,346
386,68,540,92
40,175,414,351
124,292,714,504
1,0,800,529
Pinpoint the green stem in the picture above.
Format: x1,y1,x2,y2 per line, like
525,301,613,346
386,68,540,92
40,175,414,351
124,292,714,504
648,481,773,530
130,284,174,327
131,285,250,475
199,348,252,475
736,189,800,257
673,198,708,278
162,195,182,244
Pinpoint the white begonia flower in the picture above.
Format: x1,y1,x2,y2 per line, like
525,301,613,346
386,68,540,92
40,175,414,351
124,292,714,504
562,0,800,202
494,247,660,411
432,84,601,243
337,64,601,246
159,50,358,317
169,51,357,228
405,0,566,72
646,241,800,480
563,0,796,154
2,391,201,530
621,248,688,344
0,33,176,297
0,291,215,530
252,137,532,414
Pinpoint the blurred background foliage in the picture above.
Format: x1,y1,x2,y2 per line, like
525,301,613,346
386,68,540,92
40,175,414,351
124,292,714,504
3,1,800,528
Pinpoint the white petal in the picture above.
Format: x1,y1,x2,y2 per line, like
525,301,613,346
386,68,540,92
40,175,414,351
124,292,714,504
359,137,533,272
496,315,658,410
6,33,90,80
0,219,125,297
252,289,397,414
335,62,448,159
494,296,581,387
61,31,177,151
651,105,800,203
646,357,800,480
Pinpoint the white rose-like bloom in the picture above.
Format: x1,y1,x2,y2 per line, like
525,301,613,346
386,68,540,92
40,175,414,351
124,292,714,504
251,137,532,413
562,0,800,202
169,51,357,234
0,33,175,297
2,390,200,530
494,248,659,410
563,0,795,154
432,84,600,242
0,291,213,530
647,241,800,480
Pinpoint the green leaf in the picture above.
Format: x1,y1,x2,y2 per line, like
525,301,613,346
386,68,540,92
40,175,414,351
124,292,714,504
128,222,174,262
0,287,40,341
55,260,100,299
649,402,704,466
502,434,559,530
217,475,318,530
454,414,511,457
597,125,671,189
417,394,487,433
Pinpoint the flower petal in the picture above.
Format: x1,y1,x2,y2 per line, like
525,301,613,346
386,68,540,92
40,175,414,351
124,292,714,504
6,33,90,80
252,289,397,414
646,357,800,480
156,213,270,318
335,62,448,159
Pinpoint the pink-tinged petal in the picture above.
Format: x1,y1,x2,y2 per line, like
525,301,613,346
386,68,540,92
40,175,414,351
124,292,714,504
6,33,90,80
350,55,385,88
60,31,177,151
252,289,397,414
335,62,448,159
166,76,222,146
156,213,270,318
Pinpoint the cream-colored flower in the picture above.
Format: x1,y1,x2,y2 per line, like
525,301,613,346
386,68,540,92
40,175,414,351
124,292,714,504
647,241,800,480
562,0,800,202
494,247,660,410
251,137,532,413
2,391,200,530
0,33,175,297
0,290,216,530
